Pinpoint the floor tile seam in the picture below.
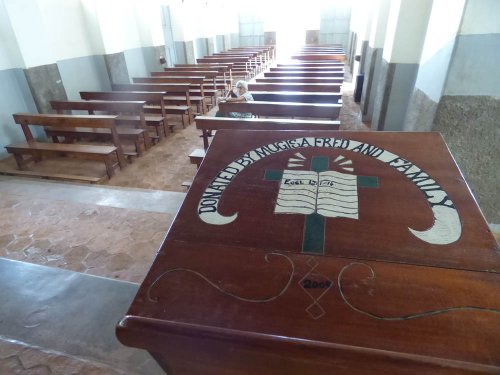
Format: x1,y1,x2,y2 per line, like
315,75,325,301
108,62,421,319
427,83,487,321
0,335,135,375
0,178,186,199
0,189,181,215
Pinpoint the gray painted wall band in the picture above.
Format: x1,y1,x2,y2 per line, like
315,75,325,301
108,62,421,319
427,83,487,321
124,48,149,80
230,33,239,49
195,38,208,60
372,59,393,130
223,34,231,50
445,33,500,96
415,37,455,102
184,40,195,64
215,35,224,52
360,46,381,119
368,50,384,121
359,40,369,74
174,41,187,64
384,62,419,131
206,38,215,56
57,55,111,100
349,32,357,74
372,61,419,131
0,68,38,156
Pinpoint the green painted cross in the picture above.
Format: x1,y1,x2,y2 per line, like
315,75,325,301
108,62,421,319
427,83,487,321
265,156,379,255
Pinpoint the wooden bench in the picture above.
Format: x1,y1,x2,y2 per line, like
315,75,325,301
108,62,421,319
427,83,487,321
194,116,340,150
173,64,233,85
251,91,342,104
155,69,229,93
218,101,341,121
264,71,345,78
291,53,347,61
256,76,344,84
188,148,206,168
6,113,127,181
196,57,254,79
277,62,344,68
270,66,344,72
133,76,213,112
248,82,342,93
79,91,171,137
49,100,151,157
112,83,194,128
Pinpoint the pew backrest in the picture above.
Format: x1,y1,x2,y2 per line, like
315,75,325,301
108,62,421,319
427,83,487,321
218,101,341,120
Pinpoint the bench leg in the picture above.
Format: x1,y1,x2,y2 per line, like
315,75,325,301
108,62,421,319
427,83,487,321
104,156,115,178
162,119,169,136
32,150,42,163
143,132,152,150
13,153,27,170
135,139,142,156
202,130,209,150
155,125,164,141
188,108,194,125
181,114,188,129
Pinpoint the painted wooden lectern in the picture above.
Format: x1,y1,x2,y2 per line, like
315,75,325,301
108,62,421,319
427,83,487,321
117,130,500,374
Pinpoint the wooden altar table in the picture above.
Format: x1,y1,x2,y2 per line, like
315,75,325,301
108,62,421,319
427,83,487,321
117,130,500,374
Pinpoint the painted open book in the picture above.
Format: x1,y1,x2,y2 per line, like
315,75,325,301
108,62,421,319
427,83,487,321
274,170,359,219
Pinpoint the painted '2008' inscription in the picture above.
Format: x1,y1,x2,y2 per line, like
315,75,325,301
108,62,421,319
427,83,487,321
197,137,462,245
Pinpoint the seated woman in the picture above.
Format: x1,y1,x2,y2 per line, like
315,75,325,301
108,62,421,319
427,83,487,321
215,80,254,118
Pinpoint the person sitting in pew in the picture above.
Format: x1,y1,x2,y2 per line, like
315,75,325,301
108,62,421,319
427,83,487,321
215,80,254,118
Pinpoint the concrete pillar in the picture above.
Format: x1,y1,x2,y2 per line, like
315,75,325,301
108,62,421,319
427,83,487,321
371,0,432,131
360,0,390,120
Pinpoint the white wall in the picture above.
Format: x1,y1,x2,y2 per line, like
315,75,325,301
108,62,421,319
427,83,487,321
134,1,165,46
415,0,465,102
369,0,390,48
93,0,142,53
460,0,500,35
419,0,465,65
444,0,500,96
39,0,96,61
0,0,24,69
4,0,55,67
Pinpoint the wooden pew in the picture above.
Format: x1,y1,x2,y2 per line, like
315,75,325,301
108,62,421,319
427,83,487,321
277,62,344,68
218,101,341,121
133,76,216,111
248,82,342,93
197,57,254,79
256,77,344,84
79,91,170,138
112,83,194,127
154,69,225,92
174,63,233,83
291,54,347,61
49,100,151,156
6,113,127,181
252,91,342,104
264,71,344,78
270,66,344,72
194,116,340,151
211,51,263,73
